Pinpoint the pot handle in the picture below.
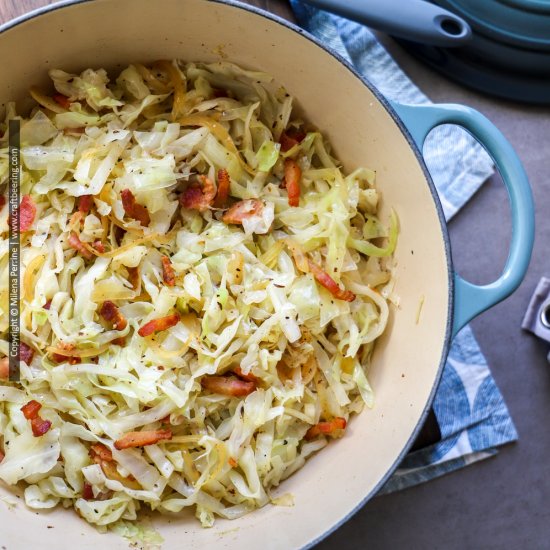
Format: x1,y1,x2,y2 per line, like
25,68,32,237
390,101,535,338
300,0,472,47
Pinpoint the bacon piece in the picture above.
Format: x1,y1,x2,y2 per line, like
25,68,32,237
0,357,8,379
21,400,52,437
19,195,37,232
31,417,52,437
89,443,140,488
51,352,81,364
20,342,35,365
279,132,299,153
100,301,128,331
82,483,94,500
180,187,203,209
180,175,216,212
53,93,71,110
51,342,82,365
0,195,6,210
43,300,52,310
78,194,93,214
50,342,81,364
89,443,113,463
21,400,42,420
138,312,180,337
121,189,150,227
201,375,256,397
305,417,347,440
126,266,140,289
0,450,4,462
279,129,306,153
92,240,105,253
233,366,258,383
307,259,356,302
68,231,93,260
222,199,263,225
161,255,176,287
114,429,172,450
214,169,230,207
283,158,301,207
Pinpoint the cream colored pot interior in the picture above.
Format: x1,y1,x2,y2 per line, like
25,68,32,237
0,0,451,547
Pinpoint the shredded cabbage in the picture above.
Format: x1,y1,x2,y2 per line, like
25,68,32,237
0,60,397,532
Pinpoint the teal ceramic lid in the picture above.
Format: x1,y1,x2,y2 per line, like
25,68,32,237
437,0,550,50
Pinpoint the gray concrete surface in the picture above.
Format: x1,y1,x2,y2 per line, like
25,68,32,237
316,36,550,550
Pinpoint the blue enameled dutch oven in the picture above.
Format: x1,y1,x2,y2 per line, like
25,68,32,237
0,0,535,548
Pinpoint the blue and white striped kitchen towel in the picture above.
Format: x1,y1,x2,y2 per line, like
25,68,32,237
290,0,518,492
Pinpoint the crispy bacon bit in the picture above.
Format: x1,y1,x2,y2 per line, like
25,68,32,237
228,457,238,468
138,312,180,337
21,400,52,437
78,194,93,214
114,429,172,450
161,255,176,287
89,443,140,488
89,443,113,463
100,301,128,331
283,158,301,207
222,199,263,225
51,352,81,364
121,188,150,227
19,195,37,232
126,266,140,289
307,259,356,302
180,175,216,212
53,93,71,110
50,342,81,364
305,417,347,440
233,366,258,383
21,400,42,420
43,300,52,310
92,240,105,253
0,195,6,210
82,483,94,500
180,187,203,209
31,417,52,437
279,132,298,153
50,353,62,362
279,129,306,153
214,168,231,207
201,375,256,397
20,342,35,365
0,357,8,379
68,231,93,260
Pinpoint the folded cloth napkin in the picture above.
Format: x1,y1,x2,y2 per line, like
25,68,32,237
290,0,518,493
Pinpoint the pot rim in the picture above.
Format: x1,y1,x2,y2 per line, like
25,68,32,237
0,0,454,546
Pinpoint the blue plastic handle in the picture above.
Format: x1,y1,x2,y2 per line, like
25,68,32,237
390,101,535,338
